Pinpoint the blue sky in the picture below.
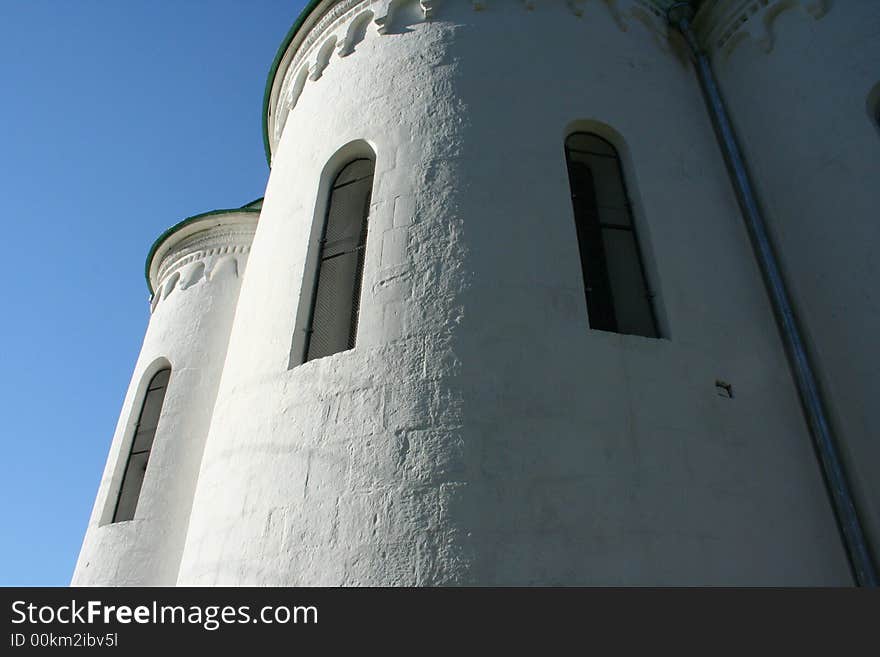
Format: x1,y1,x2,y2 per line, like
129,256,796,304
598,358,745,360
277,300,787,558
0,0,307,586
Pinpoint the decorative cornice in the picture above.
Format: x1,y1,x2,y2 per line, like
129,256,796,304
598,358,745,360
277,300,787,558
152,245,253,312
260,0,835,162
145,205,261,294
694,0,829,58
265,0,673,164
148,211,258,309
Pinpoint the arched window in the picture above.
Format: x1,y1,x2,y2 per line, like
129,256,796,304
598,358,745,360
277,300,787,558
112,368,171,522
303,157,374,361
564,133,659,338
868,82,880,132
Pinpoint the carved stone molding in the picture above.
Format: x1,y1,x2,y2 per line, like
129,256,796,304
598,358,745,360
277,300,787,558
695,0,830,58
150,217,258,312
268,0,671,156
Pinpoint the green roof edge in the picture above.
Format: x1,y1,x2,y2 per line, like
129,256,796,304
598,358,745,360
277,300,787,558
145,200,263,295
262,0,325,167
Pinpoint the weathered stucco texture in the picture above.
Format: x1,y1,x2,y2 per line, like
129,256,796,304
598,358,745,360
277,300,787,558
171,1,851,585
73,215,257,585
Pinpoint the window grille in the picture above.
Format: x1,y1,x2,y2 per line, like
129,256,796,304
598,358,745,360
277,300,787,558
304,158,374,361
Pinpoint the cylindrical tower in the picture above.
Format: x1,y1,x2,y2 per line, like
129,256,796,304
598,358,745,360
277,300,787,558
175,0,853,585
694,0,880,566
73,206,258,585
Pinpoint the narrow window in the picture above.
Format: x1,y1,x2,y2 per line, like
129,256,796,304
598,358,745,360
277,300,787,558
303,157,374,361
112,368,170,522
564,133,659,338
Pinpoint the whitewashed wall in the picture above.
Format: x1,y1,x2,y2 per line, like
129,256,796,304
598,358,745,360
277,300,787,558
73,213,257,585
176,0,850,585
696,0,880,568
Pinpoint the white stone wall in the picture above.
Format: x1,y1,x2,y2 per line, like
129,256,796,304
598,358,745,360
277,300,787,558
72,213,257,585
176,0,850,585
697,0,880,566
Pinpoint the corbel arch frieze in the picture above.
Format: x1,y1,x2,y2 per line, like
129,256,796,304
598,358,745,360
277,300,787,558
271,0,677,148
695,0,830,59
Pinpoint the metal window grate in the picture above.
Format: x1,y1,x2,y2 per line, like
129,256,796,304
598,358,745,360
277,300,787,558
112,368,170,523
565,133,659,338
304,158,374,362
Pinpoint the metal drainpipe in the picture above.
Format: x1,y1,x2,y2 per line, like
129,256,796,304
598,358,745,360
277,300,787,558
666,1,877,587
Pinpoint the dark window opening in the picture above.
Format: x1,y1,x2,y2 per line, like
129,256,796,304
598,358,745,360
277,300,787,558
303,157,374,361
112,367,170,522
564,133,659,338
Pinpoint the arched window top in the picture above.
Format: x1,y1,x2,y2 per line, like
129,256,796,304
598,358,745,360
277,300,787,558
334,158,374,186
564,131,659,338
565,132,618,157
